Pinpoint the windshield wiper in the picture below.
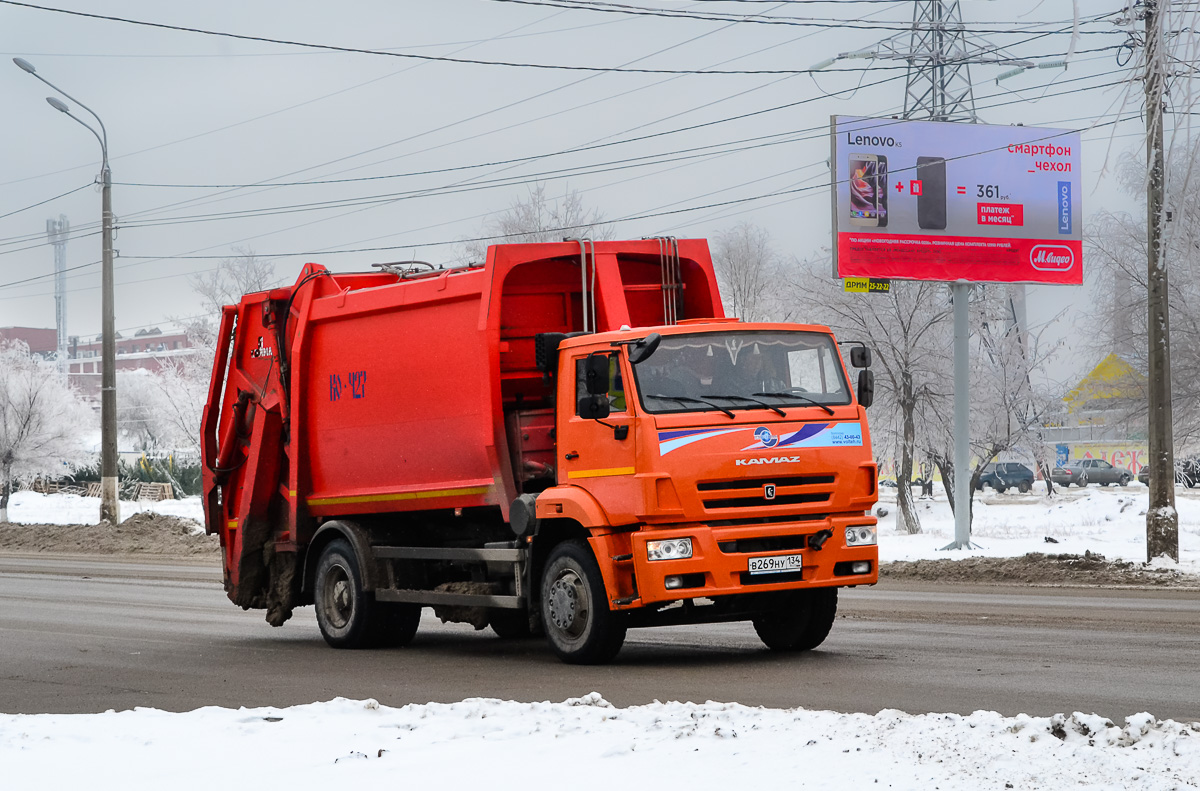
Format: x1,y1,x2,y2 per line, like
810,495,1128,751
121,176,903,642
705,393,786,417
753,391,835,416
644,394,735,418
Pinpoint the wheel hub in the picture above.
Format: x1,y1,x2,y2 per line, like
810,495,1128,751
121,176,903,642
547,571,587,637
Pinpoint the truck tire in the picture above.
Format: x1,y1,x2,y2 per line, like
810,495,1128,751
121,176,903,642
753,587,838,652
540,540,627,664
314,539,419,649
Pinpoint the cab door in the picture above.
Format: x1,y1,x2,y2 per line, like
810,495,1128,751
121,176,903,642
557,349,642,524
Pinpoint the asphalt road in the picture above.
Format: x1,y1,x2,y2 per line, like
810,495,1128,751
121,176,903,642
1,553,1198,721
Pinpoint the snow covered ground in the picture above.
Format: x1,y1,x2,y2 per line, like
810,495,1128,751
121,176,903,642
4,489,1199,785
875,482,1200,574
3,489,204,526
2,695,1197,790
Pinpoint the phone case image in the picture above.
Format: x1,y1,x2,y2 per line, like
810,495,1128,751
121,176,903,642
916,156,947,230
876,155,888,228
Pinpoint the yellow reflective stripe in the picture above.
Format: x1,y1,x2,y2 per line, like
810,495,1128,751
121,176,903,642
307,485,490,507
227,520,238,529
567,466,636,480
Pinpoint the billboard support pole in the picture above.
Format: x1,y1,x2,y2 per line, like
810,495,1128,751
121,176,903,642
943,279,975,550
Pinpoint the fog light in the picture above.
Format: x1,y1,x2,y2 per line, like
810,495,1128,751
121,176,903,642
845,525,877,546
647,537,693,561
851,561,871,574
664,575,684,589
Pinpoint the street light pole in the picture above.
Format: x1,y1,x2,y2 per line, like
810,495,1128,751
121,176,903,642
14,58,120,525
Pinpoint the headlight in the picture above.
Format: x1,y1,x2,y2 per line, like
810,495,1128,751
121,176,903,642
845,525,877,546
647,538,693,561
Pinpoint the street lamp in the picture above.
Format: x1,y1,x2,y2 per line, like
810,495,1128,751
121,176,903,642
14,58,119,525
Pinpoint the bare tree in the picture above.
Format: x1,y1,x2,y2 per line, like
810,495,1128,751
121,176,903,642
711,222,787,322
459,183,612,264
1088,142,1200,449
0,342,91,522
191,248,276,316
789,256,951,534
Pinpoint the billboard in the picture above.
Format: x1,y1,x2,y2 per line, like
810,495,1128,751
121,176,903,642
831,115,1082,284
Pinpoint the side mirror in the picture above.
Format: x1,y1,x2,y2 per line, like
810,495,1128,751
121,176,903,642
857,369,875,408
850,346,872,368
583,353,610,395
628,332,661,364
577,394,611,420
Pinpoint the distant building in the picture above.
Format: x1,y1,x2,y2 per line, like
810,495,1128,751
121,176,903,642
0,326,57,358
1050,353,1147,472
1,325,196,398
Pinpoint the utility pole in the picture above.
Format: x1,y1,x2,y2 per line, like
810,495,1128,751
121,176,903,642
14,57,120,525
1143,0,1178,561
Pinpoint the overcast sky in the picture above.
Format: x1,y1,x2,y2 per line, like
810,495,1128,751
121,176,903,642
0,0,1153,376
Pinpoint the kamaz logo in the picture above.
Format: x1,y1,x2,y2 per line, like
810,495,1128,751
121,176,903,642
736,456,803,465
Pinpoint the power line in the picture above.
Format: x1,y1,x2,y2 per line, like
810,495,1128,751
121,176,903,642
0,183,92,221
0,0,1046,74
486,0,1122,33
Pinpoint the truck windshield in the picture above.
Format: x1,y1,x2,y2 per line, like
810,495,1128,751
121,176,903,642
631,330,851,415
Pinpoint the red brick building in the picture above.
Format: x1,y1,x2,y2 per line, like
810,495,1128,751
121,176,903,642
1,326,196,397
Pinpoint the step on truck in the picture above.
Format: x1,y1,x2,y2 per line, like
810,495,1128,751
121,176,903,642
201,239,879,664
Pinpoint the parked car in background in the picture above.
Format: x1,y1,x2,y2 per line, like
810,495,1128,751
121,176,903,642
977,462,1035,493
1058,458,1131,487
1051,461,1088,487
1137,456,1200,488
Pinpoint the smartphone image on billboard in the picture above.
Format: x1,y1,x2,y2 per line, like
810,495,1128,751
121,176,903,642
916,156,947,230
875,155,888,227
848,153,882,226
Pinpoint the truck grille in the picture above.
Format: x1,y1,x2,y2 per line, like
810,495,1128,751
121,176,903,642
697,474,835,511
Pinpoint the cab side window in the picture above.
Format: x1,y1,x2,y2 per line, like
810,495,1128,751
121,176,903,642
575,355,627,415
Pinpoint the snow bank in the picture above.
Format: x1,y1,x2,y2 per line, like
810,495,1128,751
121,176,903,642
1,696,1196,790
878,483,1200,573
3,490,204,528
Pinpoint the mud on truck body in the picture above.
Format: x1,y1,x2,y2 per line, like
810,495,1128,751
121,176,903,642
201,239,879,664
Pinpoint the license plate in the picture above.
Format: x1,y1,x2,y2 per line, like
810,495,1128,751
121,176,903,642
748,554,804,575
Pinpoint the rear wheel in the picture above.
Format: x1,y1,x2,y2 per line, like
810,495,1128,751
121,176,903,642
1018,481,1032,494
540,540,626,664
314,539,419,649
753,588,839,652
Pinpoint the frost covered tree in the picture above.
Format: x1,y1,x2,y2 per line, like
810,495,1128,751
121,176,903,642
0,342,92,522
459,183,612,264
1088,142,1200,448
711,222,787,323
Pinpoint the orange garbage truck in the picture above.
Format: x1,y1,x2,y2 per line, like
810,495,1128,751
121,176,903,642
201,239,879,663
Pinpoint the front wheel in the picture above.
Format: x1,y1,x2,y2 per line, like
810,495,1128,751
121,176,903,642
314,539,419,649
540,540,627,664
1018,481,1032,494
753,587,838,652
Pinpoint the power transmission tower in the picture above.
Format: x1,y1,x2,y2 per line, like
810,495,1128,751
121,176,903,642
903,0,978,121
45,214,69,370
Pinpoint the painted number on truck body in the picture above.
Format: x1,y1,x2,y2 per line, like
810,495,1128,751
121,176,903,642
330,370,367,401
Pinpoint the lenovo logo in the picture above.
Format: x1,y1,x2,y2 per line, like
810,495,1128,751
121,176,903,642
1029,245,1074,272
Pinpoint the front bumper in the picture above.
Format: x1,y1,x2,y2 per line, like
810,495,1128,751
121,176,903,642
599,515,878,608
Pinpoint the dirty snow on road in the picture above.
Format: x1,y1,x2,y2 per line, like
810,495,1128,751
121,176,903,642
2,695,1197,790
